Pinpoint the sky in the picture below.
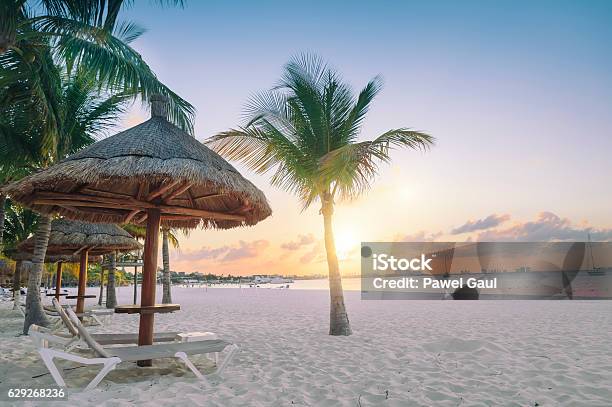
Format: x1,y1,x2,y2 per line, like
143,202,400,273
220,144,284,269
110,0,612,276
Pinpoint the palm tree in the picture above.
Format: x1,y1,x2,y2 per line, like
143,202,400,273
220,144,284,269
0,63,146,333
208,54,434,335
161,227,180,304
2,199,39,309
97,264,105,305
0,0,194,131
2,2,194,333
105,251,118,308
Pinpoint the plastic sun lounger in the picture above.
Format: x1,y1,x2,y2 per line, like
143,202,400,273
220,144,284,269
43,303,114,326
19,303,110,327
29,324,182,352
30,308,239,390
31,298,181,351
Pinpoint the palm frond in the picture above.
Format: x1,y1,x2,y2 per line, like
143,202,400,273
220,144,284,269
320,129,434,200
165,228,180,248
209,53,435,209
34,15,195,132
339,76,383,145
40,0,184,31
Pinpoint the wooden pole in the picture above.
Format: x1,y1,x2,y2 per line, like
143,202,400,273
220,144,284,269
133,266,137,305
54,262,63,301
76,249,89,318
137,208,161,366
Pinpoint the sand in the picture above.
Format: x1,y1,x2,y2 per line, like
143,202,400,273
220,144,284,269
1,285,611,406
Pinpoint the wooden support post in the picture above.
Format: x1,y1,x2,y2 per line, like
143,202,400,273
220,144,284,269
76,250,89,318
133,266,138,305
54,262,63,301
137,208,161,367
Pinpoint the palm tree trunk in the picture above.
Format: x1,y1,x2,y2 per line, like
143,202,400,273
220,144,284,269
0,193,6,249
23,214,51,334
12,260,22,310
106,251,117,308
321,196,352,336
161,228,172,304
98,266,105,306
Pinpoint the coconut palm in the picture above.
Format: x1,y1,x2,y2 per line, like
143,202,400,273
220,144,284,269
0,63,142,333
0,0,193,131
161,227,180,304
208,54,434,335
97,263,105,305
105,251,118,308
2,199,39,308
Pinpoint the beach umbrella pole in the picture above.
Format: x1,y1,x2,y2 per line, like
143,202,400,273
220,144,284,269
76,249,89,318
137,208,161,367
133,266,138,305
54,262,63,301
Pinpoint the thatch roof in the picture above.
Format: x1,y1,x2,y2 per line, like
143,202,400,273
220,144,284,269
3,95,272,229
17,219,141,256
7,250,103,264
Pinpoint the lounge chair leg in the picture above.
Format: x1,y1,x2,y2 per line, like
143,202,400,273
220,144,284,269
38,347,120,389
89,314,102,326
38,349,67,388
216,344,239,377
85,358,121,390
175,351,208,384
64,338,82,352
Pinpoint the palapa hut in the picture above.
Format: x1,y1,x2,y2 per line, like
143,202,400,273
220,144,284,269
17,219,141,310
4,95,271,366
6,249,102,302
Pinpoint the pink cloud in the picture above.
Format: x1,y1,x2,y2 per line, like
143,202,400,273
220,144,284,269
476,212,612,241
396,230,443,242
177,240,270,263
281,234,316,250
451,214,511,234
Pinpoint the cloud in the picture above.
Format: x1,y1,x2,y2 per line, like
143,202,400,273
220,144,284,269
178,240,269,263
476,212,612,241
221,240,269,261
451,214,510,234
281,234,316,250
396,230,443,242
300,242,325,264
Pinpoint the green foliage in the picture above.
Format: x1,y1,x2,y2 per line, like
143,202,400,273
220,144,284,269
2,198,39,252
0,59,135,175
0,0,194,144
207,53,435,210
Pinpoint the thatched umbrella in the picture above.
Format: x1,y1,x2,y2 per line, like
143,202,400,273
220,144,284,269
17,219,141,309
5,95,271,366
7,250,102,294
6,250,102,312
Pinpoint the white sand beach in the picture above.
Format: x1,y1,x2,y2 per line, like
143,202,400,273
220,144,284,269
1,286,612,406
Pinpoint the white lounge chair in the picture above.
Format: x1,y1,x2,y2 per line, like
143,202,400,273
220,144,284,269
30,298,180,351
19,302,110,327
31,308,239,390
43,302,114,326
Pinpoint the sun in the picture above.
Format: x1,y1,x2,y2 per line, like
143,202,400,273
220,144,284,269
334,228,361,260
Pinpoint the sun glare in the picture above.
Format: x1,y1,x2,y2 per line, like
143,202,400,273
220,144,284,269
334,228,361,260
